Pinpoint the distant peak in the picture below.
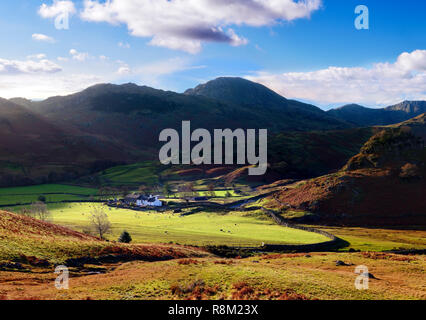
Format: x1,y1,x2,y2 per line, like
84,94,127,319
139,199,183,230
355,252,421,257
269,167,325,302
184,76,289,107
337,104,368,110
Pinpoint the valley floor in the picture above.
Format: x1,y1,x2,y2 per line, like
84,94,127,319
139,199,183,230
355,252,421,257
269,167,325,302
1,197,425,301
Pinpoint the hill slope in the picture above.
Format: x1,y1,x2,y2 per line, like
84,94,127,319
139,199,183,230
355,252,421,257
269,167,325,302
0,98,134,187
267,114,426,226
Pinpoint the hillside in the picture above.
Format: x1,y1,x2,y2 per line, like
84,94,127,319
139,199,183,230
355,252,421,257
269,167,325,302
268,127,377,178
266,114,426,226
0,98,135,187
328,101,426,126
0,210,207,265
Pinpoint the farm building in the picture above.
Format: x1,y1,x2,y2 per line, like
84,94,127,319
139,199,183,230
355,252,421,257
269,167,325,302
124,194,163,207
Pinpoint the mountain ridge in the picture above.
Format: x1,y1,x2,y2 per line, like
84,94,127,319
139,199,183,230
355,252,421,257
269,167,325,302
1,77,424,188
328,101,426,126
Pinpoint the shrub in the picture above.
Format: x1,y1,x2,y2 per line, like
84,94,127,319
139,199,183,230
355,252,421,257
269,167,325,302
178,259,200,265
170,280,219,300
38,195,47,203
399,163,421,179
118,230,132,243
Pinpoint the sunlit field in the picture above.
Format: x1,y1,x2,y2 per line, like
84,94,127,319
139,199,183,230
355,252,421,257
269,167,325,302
43,203,328,246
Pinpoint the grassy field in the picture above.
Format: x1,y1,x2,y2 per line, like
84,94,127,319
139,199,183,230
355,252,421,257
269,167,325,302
11,203,328,247
0,181,241,207
0,184,99,206
1,203,425,301
96,162,161,186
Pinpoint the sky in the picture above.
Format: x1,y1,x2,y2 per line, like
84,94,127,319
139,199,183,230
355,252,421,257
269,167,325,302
0,0,425,109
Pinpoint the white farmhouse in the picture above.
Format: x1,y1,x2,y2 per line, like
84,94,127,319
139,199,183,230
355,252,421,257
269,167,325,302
136,195,163,207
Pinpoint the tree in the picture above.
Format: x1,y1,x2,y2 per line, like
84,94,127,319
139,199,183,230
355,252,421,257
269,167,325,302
138,185,148,195
178,183,196,204
98,187,112,201
120,186,131,198
28,201,51,221
112,188,121,199
163,182,172,198
118,231,132,243
207,183,216,198
88,207,111,240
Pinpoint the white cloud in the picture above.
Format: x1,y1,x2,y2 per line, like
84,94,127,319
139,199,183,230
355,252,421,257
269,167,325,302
27,54,47,60
0,57,62,75
117,65,131,75
69,49,89,61
57,56,69,62
227,29,248,47
0,73,103,100
32,33,55,43
80,0,321,53
246,50,426,107
38,0,76,18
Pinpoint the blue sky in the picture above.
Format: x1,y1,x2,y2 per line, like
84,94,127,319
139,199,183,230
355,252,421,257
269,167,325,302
0,0,425,109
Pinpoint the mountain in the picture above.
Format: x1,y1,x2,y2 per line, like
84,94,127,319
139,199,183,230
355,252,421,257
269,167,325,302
185,77,347,131
266,114,426,226
20,79,352,155
328,101,426,126
29,78,349,136
8,97,34,108
0,78,351,186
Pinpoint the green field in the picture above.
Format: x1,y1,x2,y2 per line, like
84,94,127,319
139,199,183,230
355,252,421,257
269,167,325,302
97,162,160,186
37,203,328,246
0,184,99,206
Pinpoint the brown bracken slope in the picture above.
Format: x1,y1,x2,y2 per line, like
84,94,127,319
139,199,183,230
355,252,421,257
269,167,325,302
268,114,426,227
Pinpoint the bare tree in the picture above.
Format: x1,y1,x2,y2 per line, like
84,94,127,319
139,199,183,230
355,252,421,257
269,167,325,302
27,202,51,222
88,207,111,240
178,183,196,204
